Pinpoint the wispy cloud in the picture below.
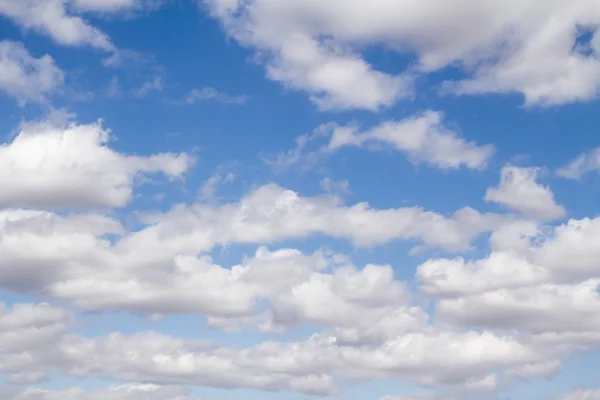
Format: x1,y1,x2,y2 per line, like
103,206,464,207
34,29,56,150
183,87,248,105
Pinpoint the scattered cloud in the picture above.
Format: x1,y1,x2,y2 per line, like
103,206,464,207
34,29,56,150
183,87,248,105
485,166,565,220
557,146,600,179
0,41,64,105
133,76,164,98
105,76,122,98
272,111,494,171
203,0,600,108
0,0,114,50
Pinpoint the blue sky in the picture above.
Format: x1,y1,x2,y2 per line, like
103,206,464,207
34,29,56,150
1,1,600,400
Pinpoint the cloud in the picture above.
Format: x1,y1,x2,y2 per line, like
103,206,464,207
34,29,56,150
0,384,202,400
183,87,248,104
202,0,600,107
133,76,164,98
553,390,600,400
272,111,494,171
0,113,193,210
106,76,122,98
0,200,496,322
262,34,413,111
0,302,544,395
485,166,565,220
2,214,600,395
0,0,114,50
557,146,600,179
6,371,48,385
71,0,164,14
416,214,600,359
0,186,504,309
198,167,236,201
0,41,64,105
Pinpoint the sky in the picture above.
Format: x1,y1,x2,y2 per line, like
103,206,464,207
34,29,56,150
1,0,600,399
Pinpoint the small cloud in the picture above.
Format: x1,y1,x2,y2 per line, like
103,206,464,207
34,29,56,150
106,76,122,98
320,177,350,197
133,76,164,98
199,168,236,201
183,87,248,105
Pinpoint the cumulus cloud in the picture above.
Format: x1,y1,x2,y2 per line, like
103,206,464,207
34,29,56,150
0,200,494,324
0,113,193,209
485,166,565,220
417,214,600,360
272,111,494,171
202,0,600,108
0,302,546,395
2,212,600,396
0,41,64,105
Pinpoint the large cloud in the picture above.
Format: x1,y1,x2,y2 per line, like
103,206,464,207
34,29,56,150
0,114,193,209
202,0,600,109
0,302,546,396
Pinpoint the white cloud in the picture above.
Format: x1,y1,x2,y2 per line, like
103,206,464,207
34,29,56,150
505,359,561,380
133,76,164,98
183,87,248,104
203,0,600,107
198,167,235,201
557,146,600,179
0,113,193,209
272,111,494,171
416,214,600,361
0,41,64,105
0,0,114,50
263,34,413,111
0,384,202,400
485,166,565,220
72,0,163,13
0,206,440,335
0,302,543,395
436,280,600,333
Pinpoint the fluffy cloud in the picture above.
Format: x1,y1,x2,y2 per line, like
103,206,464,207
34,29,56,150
0,184,505,302
417,214,600,363
0,302,545,395
0,204,448,335
272,111,494,170
203,0,600,108
262,34,413,110
0,0,114,50
0,41,64,105
0,114,193,209
485,166,565,220
3,215,600,395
